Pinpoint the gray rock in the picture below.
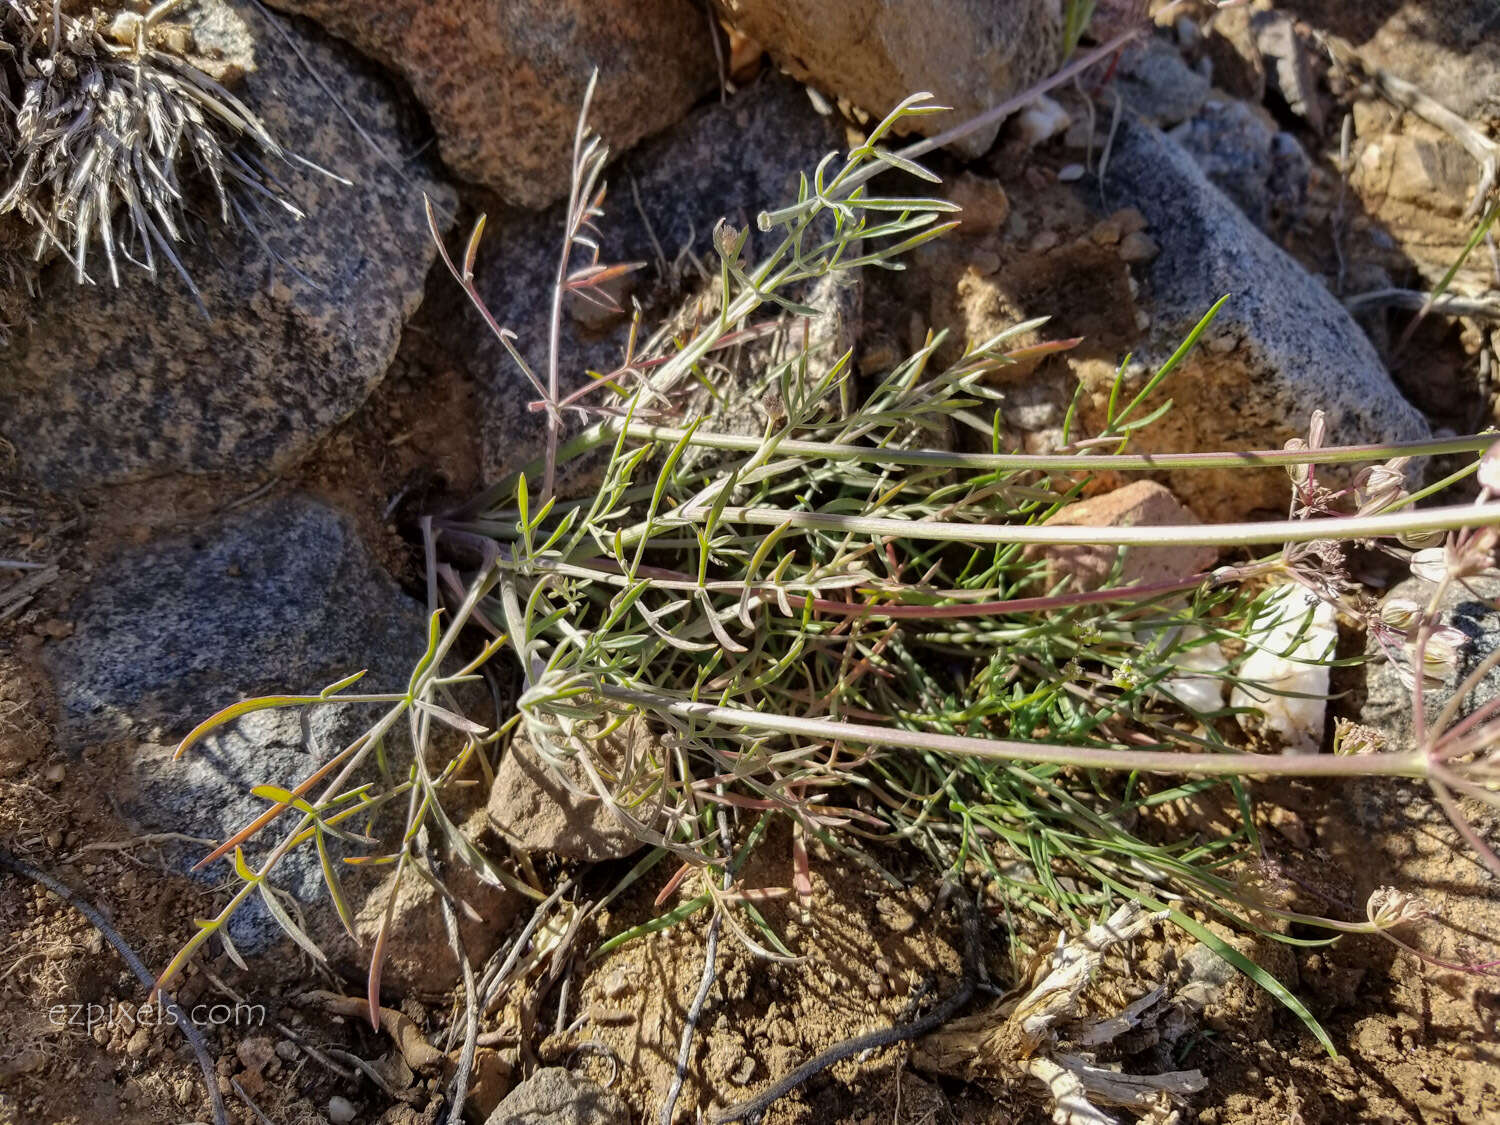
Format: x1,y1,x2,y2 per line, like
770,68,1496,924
1082,116,1427,518
263,0,715,208
1169,95,1310,234
1362,575,1500,754
455,72,845,482
485,1068,630,1125
1114,36,1211,127
47,497,422,742
44,495,428,949
1169,99,1276,227
1267,131,1312,218
715,0,1064,157
0,1,456,491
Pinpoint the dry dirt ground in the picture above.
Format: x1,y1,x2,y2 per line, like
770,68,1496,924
2,679,1498,1125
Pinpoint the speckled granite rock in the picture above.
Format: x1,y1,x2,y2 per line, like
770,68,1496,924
1169,97,1307,231
1073,116,1427,518
713,0,1063,157
264,0,715,208
44,495,428,950
449,72,844,482
0,1,456,491
1113,36,1210,127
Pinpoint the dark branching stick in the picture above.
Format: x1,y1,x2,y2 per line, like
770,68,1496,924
711,895,982,1124
422,834,478,1125
0,845,229,1125
660,801,733,1124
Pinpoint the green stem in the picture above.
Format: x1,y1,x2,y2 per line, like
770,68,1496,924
676,500,1500,548
598,686,1429,780
613,423,1492,472
458,422,1494,520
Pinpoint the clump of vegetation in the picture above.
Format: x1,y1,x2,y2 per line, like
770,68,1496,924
158,77,1500,1076
0,0,298,298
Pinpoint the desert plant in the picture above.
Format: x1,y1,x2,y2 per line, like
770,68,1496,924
0,0,299,300
155,76,1500,1070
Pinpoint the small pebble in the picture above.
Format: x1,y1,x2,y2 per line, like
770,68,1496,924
1175,15,1200,51
1118,231,1160,264
1057,163,1086,183
235,1037,276,1076
125,1026,151,1058
600,968,631,1000
1029,230,1061,253
1090,218,1122,246
328,1095,357,1124
1014,95,1071,147
968,249,1001,275
730,1054,757,1085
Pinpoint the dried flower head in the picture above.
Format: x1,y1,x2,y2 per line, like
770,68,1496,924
1413,623,1469,686
1367,886,1431,929
1332,718,1386,756
1283,410,1326,491
1379,597,1423,635
1353,457,1411,514
1409,547,1448,584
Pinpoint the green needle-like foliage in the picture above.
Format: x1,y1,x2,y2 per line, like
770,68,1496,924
162,90,1500,1043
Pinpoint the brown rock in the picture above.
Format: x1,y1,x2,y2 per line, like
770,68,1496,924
1090,218,1123,246
235,1037,277,1076
1280,0,1500,119
1349,114,1492,292
346,813,523,996
263,0,716,208
1117,230,1160,263
713,0,1063,157
487,716,658,862
1033,481,1218,591
947,173,1011,235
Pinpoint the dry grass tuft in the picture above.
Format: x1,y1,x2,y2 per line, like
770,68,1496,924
0,0,299,300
